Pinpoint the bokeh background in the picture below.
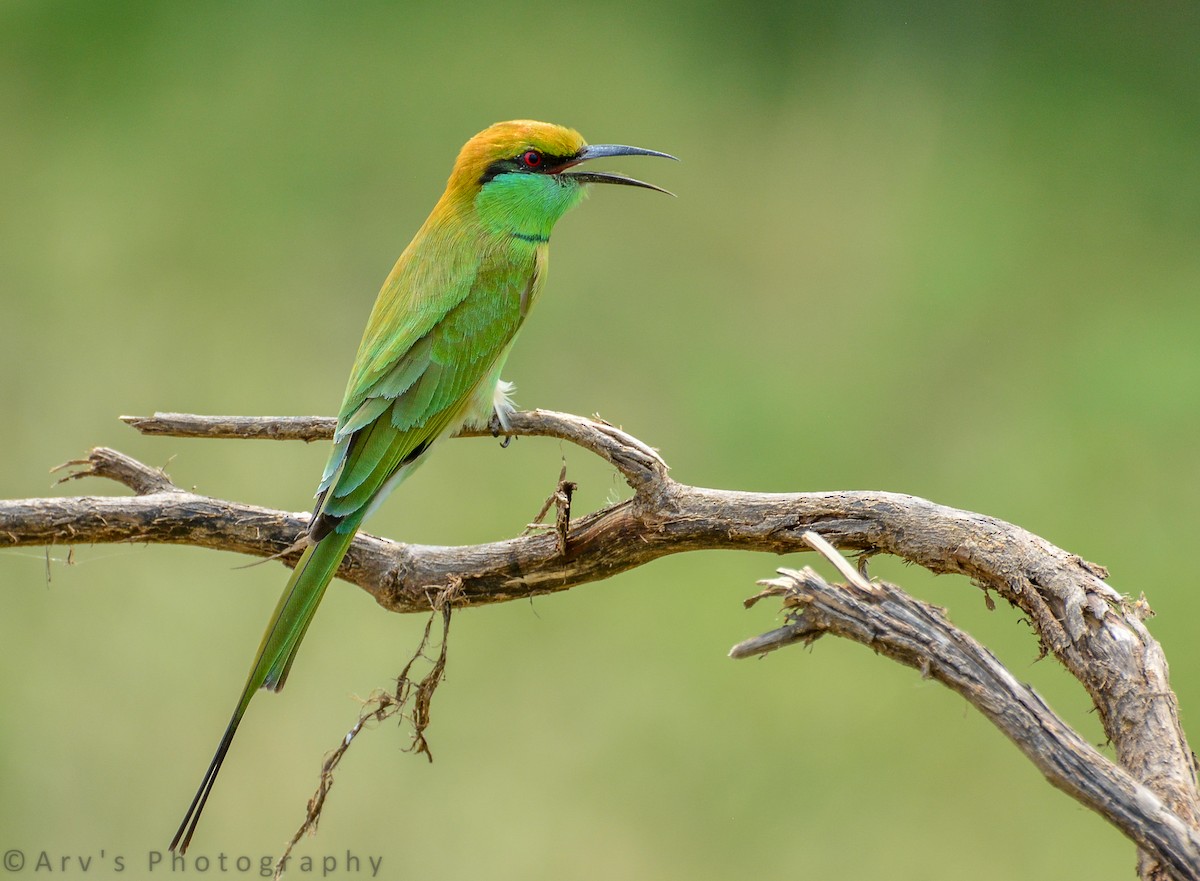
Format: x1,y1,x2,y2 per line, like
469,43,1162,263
3,3,1198,879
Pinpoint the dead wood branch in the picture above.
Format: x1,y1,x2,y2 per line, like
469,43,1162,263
731,534,1200,881
2,409,1197,879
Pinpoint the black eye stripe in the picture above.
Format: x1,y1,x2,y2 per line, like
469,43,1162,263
479,150,580,185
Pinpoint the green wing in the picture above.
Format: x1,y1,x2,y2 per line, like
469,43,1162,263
317,246,532,525
244,247,536,700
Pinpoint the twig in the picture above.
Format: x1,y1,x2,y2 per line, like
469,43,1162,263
521,460,576,554
52,446,182,496
801,529,877,593
120,413,337,443
274,582,457,880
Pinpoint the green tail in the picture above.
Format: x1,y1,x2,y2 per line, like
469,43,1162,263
169,520,362,854
258,521,361,693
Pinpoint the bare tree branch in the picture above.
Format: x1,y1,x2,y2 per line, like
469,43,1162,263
731,534,1200,881
3,409,1197,879
120,413,337,443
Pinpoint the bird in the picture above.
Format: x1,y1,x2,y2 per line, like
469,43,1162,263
170,120,675,853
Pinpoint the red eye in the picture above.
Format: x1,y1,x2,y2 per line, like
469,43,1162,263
521,150,543,168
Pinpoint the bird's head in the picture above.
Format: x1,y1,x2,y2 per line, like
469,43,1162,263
444,120,675,241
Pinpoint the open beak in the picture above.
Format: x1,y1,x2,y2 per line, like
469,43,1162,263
556,143,678,196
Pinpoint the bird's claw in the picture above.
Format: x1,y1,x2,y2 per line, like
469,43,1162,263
488,411,515,447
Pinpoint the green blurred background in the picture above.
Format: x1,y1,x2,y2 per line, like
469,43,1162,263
2,2,1198,878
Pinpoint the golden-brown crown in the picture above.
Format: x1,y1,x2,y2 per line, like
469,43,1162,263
446,120,585,194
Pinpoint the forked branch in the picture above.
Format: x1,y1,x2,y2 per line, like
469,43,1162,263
733,533,1200,881
1,409,1196,880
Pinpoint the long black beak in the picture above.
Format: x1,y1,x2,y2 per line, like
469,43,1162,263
558,143,678,196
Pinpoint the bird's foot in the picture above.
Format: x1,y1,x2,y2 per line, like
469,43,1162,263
487,410,516,447
489,379,518,447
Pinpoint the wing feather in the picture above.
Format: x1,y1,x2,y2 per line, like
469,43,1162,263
314,242,537,525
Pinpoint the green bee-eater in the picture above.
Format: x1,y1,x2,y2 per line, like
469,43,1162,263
170,120,675,852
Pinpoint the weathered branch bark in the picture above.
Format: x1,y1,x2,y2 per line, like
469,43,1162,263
2,409,1196,880
732,540,1200,881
